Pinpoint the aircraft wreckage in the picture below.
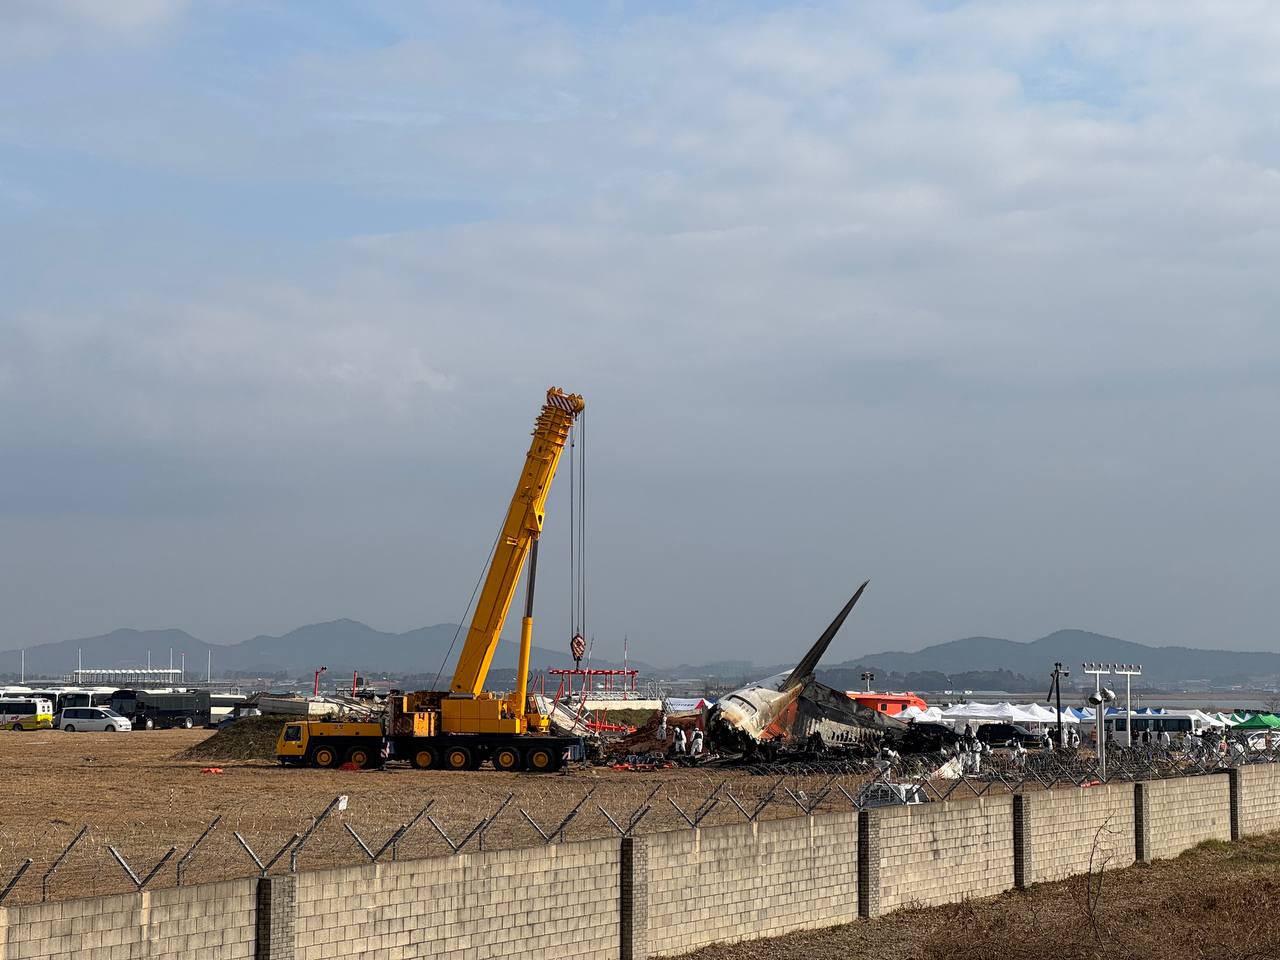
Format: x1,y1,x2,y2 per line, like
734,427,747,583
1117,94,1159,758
705,581,956,760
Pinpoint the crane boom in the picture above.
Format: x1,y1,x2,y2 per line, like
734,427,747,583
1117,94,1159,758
274,386,588,773
450,386,584,696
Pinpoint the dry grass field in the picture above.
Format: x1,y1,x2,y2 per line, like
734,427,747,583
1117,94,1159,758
679,833,1280,960
0,727,853,905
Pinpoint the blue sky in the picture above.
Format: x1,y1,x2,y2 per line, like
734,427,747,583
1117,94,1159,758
2,1,1279,663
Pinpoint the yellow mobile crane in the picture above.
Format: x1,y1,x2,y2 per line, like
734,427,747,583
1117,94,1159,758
276,387,586,772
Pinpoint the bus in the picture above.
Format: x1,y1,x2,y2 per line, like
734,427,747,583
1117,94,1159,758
0,698,55,730
108,689,211,730
1103,710,1216,739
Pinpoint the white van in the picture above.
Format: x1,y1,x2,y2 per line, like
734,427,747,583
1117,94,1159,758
59,707,133,733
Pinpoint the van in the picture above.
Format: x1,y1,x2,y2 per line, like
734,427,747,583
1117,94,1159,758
0,698,55,731
58,707,133,733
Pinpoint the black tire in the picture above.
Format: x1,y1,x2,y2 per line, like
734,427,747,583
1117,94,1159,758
64,725,75,733
182,716,194,730
309,743,339,768
524,745,556,773
345,745,373,769
104,725,116,733
410,746,438,770
10,723,22,732
443,745,473,771
493,746,523,772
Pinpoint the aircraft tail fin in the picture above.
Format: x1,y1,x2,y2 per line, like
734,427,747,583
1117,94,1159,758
782,579,869,689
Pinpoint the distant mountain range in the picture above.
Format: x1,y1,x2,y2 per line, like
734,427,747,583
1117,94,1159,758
826,629,1280,689
1,623,1277,689
0,620,617,680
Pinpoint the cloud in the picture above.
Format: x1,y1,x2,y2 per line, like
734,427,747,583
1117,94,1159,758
2,1,1280,654
0,0,187,61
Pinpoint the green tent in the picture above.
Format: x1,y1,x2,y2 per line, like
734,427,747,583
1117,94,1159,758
1233,713,1280,730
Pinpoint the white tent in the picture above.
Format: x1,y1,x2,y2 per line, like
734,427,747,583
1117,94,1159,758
1022,703,1080,725
899,705,945,723
940,701,1076,726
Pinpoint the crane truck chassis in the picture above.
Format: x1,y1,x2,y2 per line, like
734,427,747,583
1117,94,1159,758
275,387,587,774
275,718,581,772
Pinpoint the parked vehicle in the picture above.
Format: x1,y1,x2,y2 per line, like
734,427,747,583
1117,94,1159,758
975,722,1042,748
857,781,928,807
58,707,133,733
215,705,262,730
108,689,211,730
0,698,54,731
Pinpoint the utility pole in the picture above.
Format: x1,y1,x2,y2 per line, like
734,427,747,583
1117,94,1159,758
20,649,24,684
1114,664,1143,747
1048,662,1070,748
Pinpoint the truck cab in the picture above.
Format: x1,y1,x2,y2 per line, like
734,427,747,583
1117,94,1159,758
276,720,385,768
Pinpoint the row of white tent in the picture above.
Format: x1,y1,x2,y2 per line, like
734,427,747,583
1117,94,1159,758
898,701,1233,729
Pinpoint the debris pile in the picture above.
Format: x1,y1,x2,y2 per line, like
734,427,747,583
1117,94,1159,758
605,711,700,757
178,715,289,762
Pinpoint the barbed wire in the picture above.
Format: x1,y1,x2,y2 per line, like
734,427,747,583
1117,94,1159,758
1,737,1274,907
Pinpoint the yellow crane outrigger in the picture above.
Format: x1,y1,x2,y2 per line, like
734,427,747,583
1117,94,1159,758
275,387,586,772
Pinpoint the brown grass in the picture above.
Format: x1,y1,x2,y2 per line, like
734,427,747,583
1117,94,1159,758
677,833,1280,960
0,727,866,905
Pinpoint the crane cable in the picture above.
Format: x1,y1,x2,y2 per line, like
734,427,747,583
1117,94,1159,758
432,519,504,690
568,412,588,643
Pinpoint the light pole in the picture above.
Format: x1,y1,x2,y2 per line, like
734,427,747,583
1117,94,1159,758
1049,662,1070,749
861,671,875,693
1089,686,1118,777
1113,664,1143,747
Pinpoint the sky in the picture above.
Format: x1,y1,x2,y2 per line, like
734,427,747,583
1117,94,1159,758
2,1,1279,665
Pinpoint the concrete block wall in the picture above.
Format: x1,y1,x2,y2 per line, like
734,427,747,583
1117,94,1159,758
1017,784,1135,886
863,794,1014,916
1,770,1273,960
1137,774,1231,861
1237,764,1280,837
292,837,619,960
0,878,256,960
640,813,858,958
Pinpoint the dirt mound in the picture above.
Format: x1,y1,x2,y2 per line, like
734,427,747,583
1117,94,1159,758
178,715,289,762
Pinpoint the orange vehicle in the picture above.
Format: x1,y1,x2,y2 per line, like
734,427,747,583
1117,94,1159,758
846,691,927,717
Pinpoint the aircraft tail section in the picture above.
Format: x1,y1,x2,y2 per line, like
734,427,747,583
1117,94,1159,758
781,579,869,690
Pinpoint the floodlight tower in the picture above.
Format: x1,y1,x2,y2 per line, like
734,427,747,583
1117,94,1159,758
1088,685,1118,777
861,671,875,693
1113,664,1143,747
1083,662,1112,751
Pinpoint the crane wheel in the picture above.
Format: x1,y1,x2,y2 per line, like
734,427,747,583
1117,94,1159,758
493,747,522,772
524,746,555,772
346,746,372,769
410,747,438,770
444,746,473,771
309,744,338,768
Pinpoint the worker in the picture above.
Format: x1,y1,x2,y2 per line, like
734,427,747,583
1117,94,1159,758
1158,729,1172,750
658,713,668,742
673,726,687,756
690,728,704,756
